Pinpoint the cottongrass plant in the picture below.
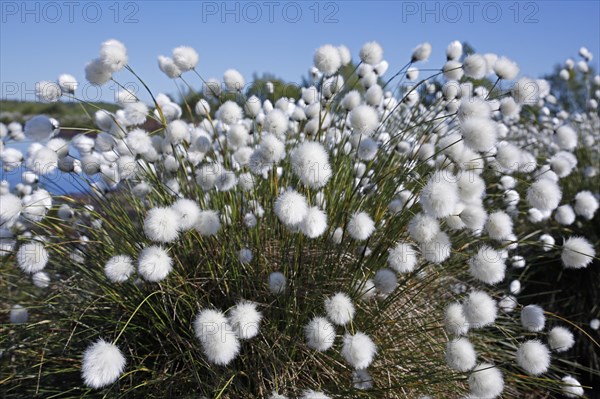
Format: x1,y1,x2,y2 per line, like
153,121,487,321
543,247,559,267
1,39,599,398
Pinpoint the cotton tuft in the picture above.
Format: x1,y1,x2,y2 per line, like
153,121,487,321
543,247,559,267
469,246,506,285
324,292,355,326
346,211,374,241
350,105,379,135
268,271,286,294
521,304,546,332
105,255,134,283
137,246,172,282
561,236,595,269
314,44,342,75
420,171,459,218
463,291,497,328
408,213,440,244
516,340,550,375
468,363,504,398
359,41,383,65
144,207,180,243
484,211,513,241
275,190,308,227
445,302,469,335
300,207,328,238
195,210,221,236
527,179,562,211
561,376,584,398
193,309,240,365
17,242,48,274
171,199,201,231
291,141,332,188
172,46,199,71
574,191,598,220
446,337,477,372
81,339,126,389
228,301,262,339
548,326,575,352
341,332,377,369
305,317,335,351
388,242,418,273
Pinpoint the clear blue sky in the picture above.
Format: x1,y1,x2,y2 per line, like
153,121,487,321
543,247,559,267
1,0,599,103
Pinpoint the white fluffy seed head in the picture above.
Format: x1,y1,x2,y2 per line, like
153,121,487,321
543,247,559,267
469,246,506,285
527,179,562,211
223,69,246,91
263,109,289,137
516,340,551,375
359,41,383,65
374,268,397,294
461,117,497,152
300,207,328,238
411,42,432,62
574,190,598,220
32,271,50,288
463,54,488,79
217,101,243,125
555,125,578,151
172,46,199,71
1,193,22,228
350,105,379,135
137,246,172,282
463,291,497,328
291,141,332,188
512,77,540,104
301,390,331,399
548,326,575,353
143,207,180,243
195,210,221,236
275,190,308,227
86,58,113,85
485,211,513,241
561,236,595,269
388,242,418,273
521,304,546,332
408,213,440,244
420,171,459,218
561,376,584,398
165,119,189,145
305,317,335,351
99,39,128,72
228,301,262,339
445,302,469,336
324,292,355,326
24,115,59,141
17,242,48,274
493,56,519,80
268,271,286,294
468,363,504,399
314,44,342,75
446,40,463,60
446,337,477,372
58,73,78,93
555,205,576,225
193,309,240,365
10,304,28,323
171,199,201,231
104,255,134,283
420,232,451,264
81,339,126,389
574,191,598,220
341,332,377,369
347,212,375,241
36,80,62,103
